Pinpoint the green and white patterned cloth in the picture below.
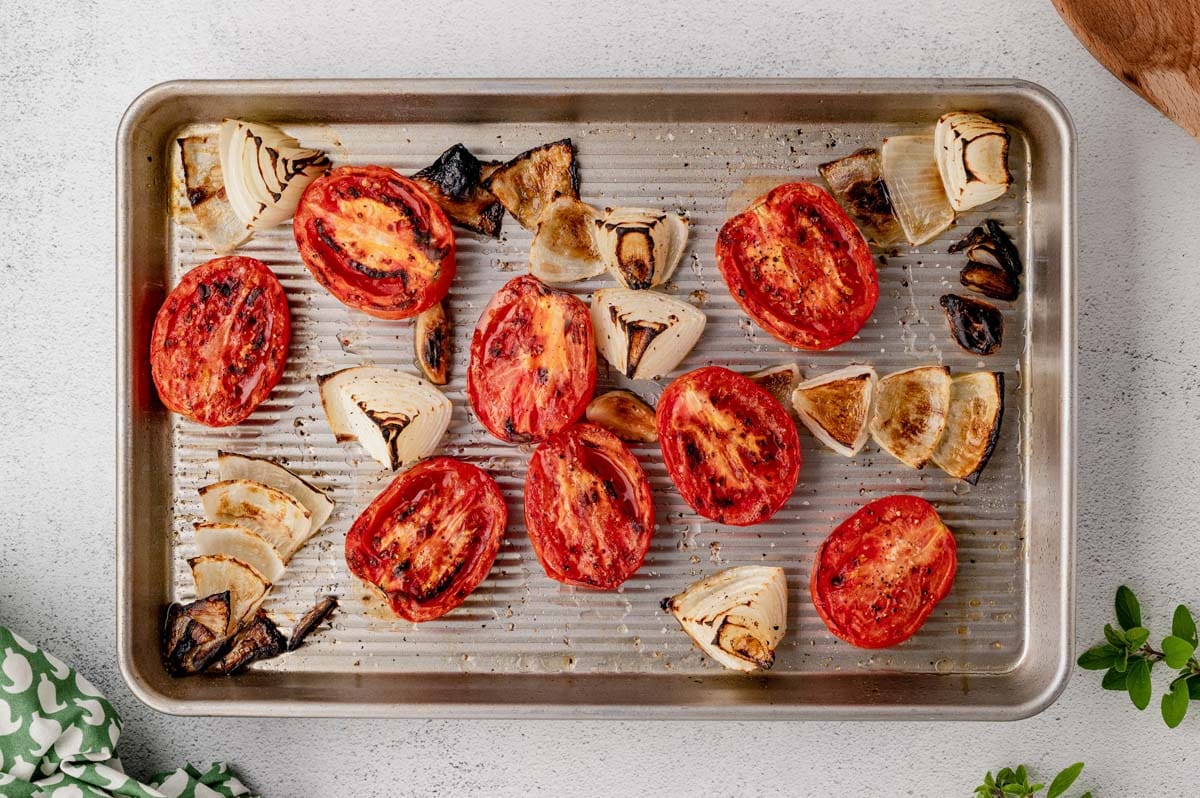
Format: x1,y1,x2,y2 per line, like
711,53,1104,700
0,625,257,798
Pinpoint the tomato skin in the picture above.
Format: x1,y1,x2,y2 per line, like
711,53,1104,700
525,423,655,589
149,255,290,427
293,165,456,319
716,181,878,350
656,366,801,526
467,275,596,443
345,457,507,622
811,494,957,649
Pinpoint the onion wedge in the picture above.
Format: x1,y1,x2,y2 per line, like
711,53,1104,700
216,451,334,534
819,148,904,246
194,522,287,584
174,134,251,254
932,371,1004,484
188,554,270,634
481,139,578,229
218,119,330,230
318,367,451,470
595,208,689,289
529,196,605,283
749,363,802,412
666,566,788,672
792,365,877,457
881,135,955,246
870,366,952,468
934,112,1011,212
198,479,313,560
590,288,706,380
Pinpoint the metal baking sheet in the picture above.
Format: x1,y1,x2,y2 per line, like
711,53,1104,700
117,79,1074,719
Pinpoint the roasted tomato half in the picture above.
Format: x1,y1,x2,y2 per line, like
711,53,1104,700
345,457,507,622
525,423,655,589
467,275,596,443
811,494,957,649
656,366,801,526
716,181,878,350
293,165,456,319
150,255,290,427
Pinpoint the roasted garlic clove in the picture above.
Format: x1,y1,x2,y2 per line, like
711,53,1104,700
666,566,787,672
959,261,1019,302
949,219,1022,277
414,302,450,385
941,294,1004,355
585,390,658,443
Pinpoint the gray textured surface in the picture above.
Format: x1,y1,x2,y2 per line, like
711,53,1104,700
1,0,1196,794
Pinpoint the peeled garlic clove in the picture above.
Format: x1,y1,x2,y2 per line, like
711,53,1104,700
590,288,706,380
949,219,1022,277
932,371,1004,484
792,365,877,457
940,294,1004,356
748,363,802,411
529,196,605,283
667,566,787,672
870,365,952,468
881,134,955,246
414,301,450,385
218,119,330,230
586,390,658,442
935,112,1011,212
595,208,689,289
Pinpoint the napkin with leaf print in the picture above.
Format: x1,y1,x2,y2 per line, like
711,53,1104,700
0,625,257,798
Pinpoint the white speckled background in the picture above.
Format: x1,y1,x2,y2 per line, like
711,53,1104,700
1,0,1196,794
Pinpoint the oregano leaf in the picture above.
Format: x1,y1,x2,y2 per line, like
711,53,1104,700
1162,636,1197,669
1127,657,1152,710
1172,604,1197,647
1115,585,1141,630
1161,678,1189,728
1077,644,1119,670
1046,762,1084,798
1101,667,1128,690
1124,626,1149,649
1103,623,1126,648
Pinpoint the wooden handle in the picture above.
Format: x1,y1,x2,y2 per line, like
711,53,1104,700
1052,0,1200,140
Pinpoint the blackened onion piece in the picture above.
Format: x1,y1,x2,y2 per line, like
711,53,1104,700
940,294,1003,355
412,144,505,237
482,139,579,229
818,148,903,246
948,219,1022,277
959,261,1019,302
210,610,287,675
163,592,232,677
288,595,339,651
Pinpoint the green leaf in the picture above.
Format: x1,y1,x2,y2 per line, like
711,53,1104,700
1172,605,1197,647
1189,675,1200,701
1046,761,1084,798
1081,793,1093,798
1116,585,1141,630
1125,626,1150,649
1028,784,1044,793
1161,635,1197,669
985,772,996,787
1114,649,1131,673
1128,657,1153,710
1101,666,1128,690
996,768,1015,784
1015,765,1028,785
1104,623,1127,648
1002,785,1026,796
1161,678,1190,728
1077,643,1119,670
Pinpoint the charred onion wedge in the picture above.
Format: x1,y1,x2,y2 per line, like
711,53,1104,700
411,143,504,237
288,595,339,651
481,138,579,229
414,301,450,385
934,112,1011,212
933,372,1005,484
818,148,903,246
595,207,690,289
880,135,955,246
748,363,802,412
174,134,250,253
585,389,658,443
209,610,287,675
198,479,313,560
590,288,706,380
189,555,271,633
941,294,1004,355
218,119,330,231
163,592,231,676
870,366,952,469
194,522,287,583
792,365,877,457
666,566,788,672
529,196,605,283
216,451,335,533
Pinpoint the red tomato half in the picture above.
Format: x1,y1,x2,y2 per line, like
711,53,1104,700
811,494,957,649
150,255,290,427
525,423,655,589
656,366,801,526
467,275,596,443
345,457,507,622
294,165,456,319
716,181,878,350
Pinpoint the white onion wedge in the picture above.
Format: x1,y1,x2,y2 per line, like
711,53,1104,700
932,371,1004,484
318,367,451,470
194,523,287,584
529,196,605,283
590,289,706,380
870,365,952,468
881,135,955,246
174,134,251,254
792,365,877,457
198,479,312,561
934,112,1011,212
749,363,802,412
216,451,334,534
667,566,787,672
595,208,689,289
218,119,330,230
189,554,270,634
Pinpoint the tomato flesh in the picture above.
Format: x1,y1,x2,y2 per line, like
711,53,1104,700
717,181,878,350
811,494,957,649
294,165,456,319
525,423,654,589
150,255,290,427
656,366,801,526
467,275,596,443
345,457,507,622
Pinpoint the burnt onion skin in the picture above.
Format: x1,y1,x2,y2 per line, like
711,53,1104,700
949,219,1022,277
940,294,1003,355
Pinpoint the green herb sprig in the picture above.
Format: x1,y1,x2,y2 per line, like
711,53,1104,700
1077,585,1200,727
973,762,1087,798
